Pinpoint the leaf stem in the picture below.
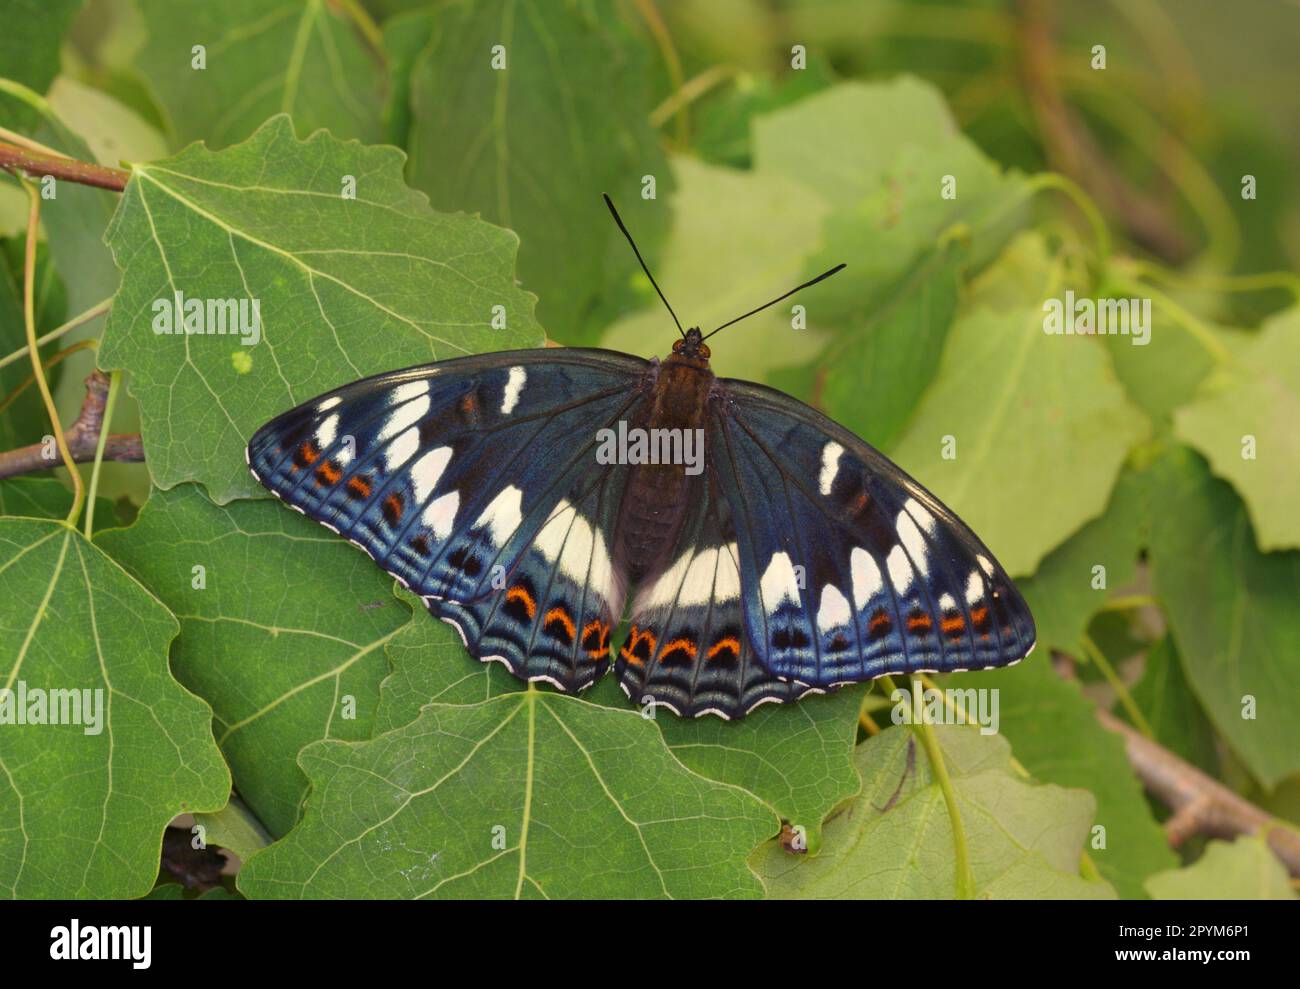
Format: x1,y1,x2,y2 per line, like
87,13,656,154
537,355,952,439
20,178,83,526
1079,633,1154,738
0,139,130,192
84,369,120,539
635,0,688,147
906,674,975,899
0,296,112,373
1023,171,1112,273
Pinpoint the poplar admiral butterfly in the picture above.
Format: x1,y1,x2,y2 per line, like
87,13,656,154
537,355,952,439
247,197,1035,719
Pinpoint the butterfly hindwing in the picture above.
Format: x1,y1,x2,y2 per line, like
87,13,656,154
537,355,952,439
616,473,817,718
710,378,1035,686
248,349,650,692
438,455,628,693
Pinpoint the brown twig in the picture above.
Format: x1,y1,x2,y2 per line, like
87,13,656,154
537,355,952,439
0,370,143,480
1014,0,1191,261
0,140,130,192
1095,707,1300,877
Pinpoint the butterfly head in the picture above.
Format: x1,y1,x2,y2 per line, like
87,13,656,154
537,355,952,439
672,328,711,364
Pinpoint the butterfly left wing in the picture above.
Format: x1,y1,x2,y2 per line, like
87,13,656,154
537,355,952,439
709,378,1035,687
616,472,819,718
247,349,649,693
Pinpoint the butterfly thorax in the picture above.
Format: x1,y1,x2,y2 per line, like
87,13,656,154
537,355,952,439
614,336,714,580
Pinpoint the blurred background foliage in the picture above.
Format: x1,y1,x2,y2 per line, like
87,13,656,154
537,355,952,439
1,0,1298,899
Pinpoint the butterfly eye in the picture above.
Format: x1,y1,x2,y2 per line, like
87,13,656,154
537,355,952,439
672,339,683,353
698,343,711,359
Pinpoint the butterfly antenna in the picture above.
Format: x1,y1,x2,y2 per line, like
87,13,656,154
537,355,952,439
701,263,847,341
603,193,685,339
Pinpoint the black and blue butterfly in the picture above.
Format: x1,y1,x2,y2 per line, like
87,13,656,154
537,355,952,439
247,197,1035,719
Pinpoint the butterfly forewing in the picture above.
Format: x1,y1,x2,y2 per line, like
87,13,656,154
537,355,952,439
710,378,1035,686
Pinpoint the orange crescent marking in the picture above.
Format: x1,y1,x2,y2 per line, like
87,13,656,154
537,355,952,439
544,606,576,639
506,585,536,620
707,636,741,661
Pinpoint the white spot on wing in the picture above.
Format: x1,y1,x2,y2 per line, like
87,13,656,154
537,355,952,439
896,510,929,576
424,490,459,539
938,592,957,612
850,547,882,610
977,554,994,576
817,584,852,631
316,413,338,449
411,447,452,503
385,425,420,471
391,380,429,404
500,366,526,414
475,486,523,545
760,552,802,609
379,394,429,441
887,545,914,594
318,396,341,412
965,571,985,605
904,497,936,533
819,441,844,496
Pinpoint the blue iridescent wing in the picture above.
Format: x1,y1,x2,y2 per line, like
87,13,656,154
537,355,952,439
710,378,1035,686
247,348,650,692
616,471,818,718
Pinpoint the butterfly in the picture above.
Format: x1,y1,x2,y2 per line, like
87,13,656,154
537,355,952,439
247,196,1035,719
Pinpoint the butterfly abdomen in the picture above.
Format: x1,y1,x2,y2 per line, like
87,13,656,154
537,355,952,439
614,355,713,580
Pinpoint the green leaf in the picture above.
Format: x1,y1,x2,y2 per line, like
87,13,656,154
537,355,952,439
947,658,1177,899
777,246,962,452
238,691,774,898
1174,306,1300,551
601,154,830,381
97,484,413,836
1145,835,1298,900
888,235,1149,576
372,607,867,855
0,519,229,897
134,0,383,149
0,0,82,129
693,61,837,169
0,478,116,526
403,0,670,344
1016,467,1146,657
98,115,543,503
751,725,1115,899
1147,445,1300,787
653,686,867,855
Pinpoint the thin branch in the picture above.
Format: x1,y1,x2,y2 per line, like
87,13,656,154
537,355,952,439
1095,707,1300,878
0,140,130,192
0,297,113,373
0,370,143,481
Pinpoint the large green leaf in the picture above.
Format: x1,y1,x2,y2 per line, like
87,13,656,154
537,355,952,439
0,0,82,129
947,657,1176,899
403,0,670,344
238,691,774,898
135,0,383,149
1147,446,1300,787
751,725,1114,899
1129,635,1218,775
888,235,1149,576
1175,307,1300,551
0,519,229,897
601,154,830,381
372,606,867,854
98,115,543,503
1016,467,1146,657
1145,835,1297,900
97,484,412,837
